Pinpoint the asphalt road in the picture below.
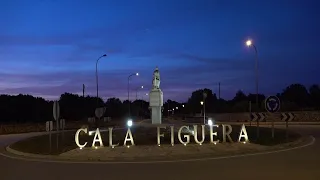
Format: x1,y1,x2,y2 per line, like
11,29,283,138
0,125,319,180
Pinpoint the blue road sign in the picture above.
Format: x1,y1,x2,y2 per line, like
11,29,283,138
265,96,280,113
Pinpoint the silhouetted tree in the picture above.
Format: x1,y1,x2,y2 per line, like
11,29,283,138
280,84,310,108
1,83,320,124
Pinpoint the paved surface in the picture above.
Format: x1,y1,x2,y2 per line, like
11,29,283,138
0,125,320,180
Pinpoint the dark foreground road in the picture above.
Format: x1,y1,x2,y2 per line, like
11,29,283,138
0,125,319,180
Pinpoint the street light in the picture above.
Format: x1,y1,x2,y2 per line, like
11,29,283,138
95,54,107,107
182,104,185,108
246,39,259,138
135,86,144,100
128,72,139,117
200,100,205,124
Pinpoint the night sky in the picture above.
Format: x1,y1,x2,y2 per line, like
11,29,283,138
0,0,319,102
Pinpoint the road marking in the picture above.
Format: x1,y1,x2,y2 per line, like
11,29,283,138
0,136,315,164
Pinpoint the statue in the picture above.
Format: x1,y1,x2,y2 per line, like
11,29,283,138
149,66,163,124
152,67,160,89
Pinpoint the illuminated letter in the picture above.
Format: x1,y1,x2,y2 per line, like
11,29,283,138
92,128,104,147
238,124,249,143
193,125,205,144
123,128,135,146
209,124,219,144
222,124,233,143
170,126,174,146
157,126,166,146
75,128,88,148
109,127,119,147
178,126,190,145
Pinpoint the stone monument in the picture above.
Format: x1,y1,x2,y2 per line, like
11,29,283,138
149,67,163,124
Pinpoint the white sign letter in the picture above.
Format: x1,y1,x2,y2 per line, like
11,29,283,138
170,126,174,146
124,128,135,146
109,127,119,147
194,125,205,144
209,124,219,144
157,126,166,146
222,124,233,143
75,128,88,148
92,128,104,147
238,124,249,143
178,126,190,145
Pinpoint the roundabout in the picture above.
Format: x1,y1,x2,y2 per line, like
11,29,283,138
0,125,319,180
3,123,304,163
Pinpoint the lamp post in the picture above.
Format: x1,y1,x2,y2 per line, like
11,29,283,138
96,54,107,107
246,39,260,138
200,101,205,124
127,72,139,117
135,86,144,100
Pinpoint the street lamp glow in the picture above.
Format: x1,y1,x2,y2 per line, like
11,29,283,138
136,72,139,76
200,101,204,105
176,107,178,109
246,40,252,47
145,93,148,96
127,119,133,127
182,104,184,107
208,119,213,126
141,86,144,89
172,108,174,111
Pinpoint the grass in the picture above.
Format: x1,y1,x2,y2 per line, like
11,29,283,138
10,124,301,155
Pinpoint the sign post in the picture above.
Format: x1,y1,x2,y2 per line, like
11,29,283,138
265,96,280,139
46,121,53,153
53,100,60,149
281,112,295,140
95,107,106,128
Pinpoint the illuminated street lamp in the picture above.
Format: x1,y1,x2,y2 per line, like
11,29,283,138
95,54,107,107
176,107,178,109
245,39,260,138
135,85,144,100
182,104,185,107
246,40,252,46
128,72,139,117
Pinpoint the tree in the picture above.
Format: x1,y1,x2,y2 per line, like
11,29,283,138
187,89,217,114
1,83,320,124
232,90,247,102
280,84,310,108
105,98,123,118
309,84,320,109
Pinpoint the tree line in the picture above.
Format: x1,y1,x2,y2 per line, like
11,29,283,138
0,83,319,124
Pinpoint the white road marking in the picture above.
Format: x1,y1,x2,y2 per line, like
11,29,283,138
0,136,315,164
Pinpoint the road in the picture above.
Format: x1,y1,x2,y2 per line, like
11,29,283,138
0,125,319,180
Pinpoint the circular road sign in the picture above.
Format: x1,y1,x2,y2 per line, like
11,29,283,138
265,96,280,113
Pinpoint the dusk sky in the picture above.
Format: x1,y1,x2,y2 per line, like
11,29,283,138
0,0,319,102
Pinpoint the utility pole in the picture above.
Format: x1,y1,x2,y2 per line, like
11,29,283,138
82,84,85,97
218,82,221,99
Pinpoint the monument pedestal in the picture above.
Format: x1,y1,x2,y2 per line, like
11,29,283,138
149,89,163,124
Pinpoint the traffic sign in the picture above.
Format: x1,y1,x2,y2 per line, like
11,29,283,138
95,107,106,119
251,113,266,122
281,113,295,121
53,100,60,121
265,96,280,113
